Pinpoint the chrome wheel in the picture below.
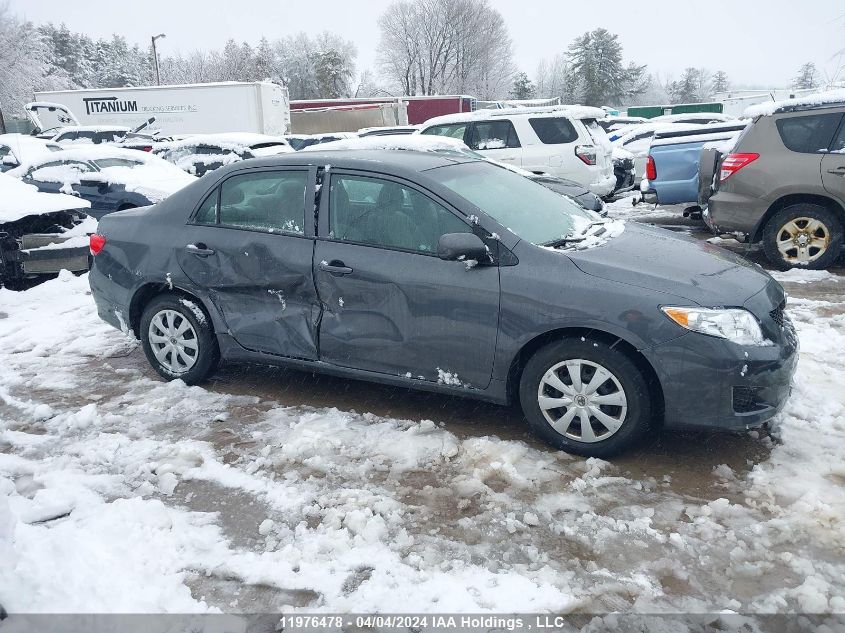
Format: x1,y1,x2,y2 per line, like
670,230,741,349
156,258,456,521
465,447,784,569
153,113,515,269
148,309,199,375
776,217,831,264
537,359,628,443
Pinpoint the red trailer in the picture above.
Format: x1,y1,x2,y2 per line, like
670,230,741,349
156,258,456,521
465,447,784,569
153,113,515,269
290,95,477,126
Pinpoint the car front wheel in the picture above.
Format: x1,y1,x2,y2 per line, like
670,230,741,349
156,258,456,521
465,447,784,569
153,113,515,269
519,339,653,457
140,294,219,384
762,203,843,270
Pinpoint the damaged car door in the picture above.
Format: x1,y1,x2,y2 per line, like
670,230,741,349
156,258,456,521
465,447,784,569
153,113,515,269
314,171,500,389
176,167,320,359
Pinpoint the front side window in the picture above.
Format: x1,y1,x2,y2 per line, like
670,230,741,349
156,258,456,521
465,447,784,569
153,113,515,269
529,117,579,144
831,120,845,153
216,170,307,234
468,120,520,150
28,160,94,183
429,160,597,246
330,174,470,254
421,123,469,140
776,113,843,153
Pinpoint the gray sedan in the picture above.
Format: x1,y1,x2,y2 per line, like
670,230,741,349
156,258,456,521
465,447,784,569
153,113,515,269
88,150,797,456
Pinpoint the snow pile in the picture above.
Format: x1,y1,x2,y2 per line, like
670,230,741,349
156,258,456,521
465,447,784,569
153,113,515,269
0,172,90,224
744,89,845,118
769,269,839,284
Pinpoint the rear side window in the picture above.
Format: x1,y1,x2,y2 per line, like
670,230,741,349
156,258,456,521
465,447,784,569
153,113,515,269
216,170,307,234
529,117,578,144
776,113,843,153
194,190,218,224
467,120,520,150
421,123,468,140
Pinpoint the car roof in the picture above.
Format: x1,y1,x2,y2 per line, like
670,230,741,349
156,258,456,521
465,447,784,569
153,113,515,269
220,148,475,175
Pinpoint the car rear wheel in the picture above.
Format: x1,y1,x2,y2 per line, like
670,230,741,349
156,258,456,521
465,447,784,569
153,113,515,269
762,204,843,270
519,339,653,457
140,294,219,384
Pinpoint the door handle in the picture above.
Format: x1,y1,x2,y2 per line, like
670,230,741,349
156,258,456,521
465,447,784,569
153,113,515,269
185,243,215,257
319,260,353,275
826,166,845,176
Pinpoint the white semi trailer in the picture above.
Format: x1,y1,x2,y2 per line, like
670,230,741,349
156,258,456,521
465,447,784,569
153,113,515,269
33,81,290,136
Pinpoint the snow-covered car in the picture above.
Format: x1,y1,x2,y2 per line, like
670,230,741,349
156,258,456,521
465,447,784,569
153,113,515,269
357,125,419,137
612,122,704,185
0,134,61,172
154,133,294,176
51,125,132,146
0,172,95,288
599,115,647,138
304,134,605,213
417,106,617,197
649,112,735,126
8,147,197,220
283,132,358,151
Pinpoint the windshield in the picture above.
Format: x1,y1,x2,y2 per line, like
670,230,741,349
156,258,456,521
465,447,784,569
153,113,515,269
429,160,597,245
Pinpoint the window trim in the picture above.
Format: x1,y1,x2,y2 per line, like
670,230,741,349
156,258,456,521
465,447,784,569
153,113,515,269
317,168,478,258
186,166,316,238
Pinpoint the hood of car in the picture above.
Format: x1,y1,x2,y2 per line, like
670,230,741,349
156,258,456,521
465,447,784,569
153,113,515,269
565,222,773,306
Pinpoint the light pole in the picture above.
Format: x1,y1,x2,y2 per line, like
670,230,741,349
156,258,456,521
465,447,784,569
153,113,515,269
151,33,166,85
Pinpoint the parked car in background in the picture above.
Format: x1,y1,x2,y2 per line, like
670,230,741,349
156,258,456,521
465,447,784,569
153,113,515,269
640,122,748,207
357,125,419,137
51,125,131,146
612,122,703,185
0,134,61,172
0,172,94,288
611,147,636,195
283,132,357,151
303,133,606,213
650,112,735,125
88,149,797,457
599,116,648,139
154,133,294,176
417,106,616,197
705,91,845,270
9,147,196,219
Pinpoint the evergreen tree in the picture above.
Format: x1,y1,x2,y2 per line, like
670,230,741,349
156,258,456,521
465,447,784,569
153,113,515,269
565,28,646,106
793,62,819,90
668,67,702,103
712,70,729,93
313,49,351,98
509,71,534,100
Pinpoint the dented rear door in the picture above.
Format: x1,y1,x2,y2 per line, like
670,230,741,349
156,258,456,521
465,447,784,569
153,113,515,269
176,166,320,359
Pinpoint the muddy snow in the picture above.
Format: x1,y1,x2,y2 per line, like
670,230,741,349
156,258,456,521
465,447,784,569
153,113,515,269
1,204,844,617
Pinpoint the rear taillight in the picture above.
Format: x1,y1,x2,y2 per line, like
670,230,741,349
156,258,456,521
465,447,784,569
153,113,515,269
575,145,596,166
646,155,657,181
719,153,759,182
89,234,106,256
141,146,153,152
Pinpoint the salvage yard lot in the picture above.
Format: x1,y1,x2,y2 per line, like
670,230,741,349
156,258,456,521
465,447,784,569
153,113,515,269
1,201,844,615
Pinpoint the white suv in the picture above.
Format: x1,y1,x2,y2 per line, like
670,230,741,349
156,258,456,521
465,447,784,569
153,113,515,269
416,107,616,197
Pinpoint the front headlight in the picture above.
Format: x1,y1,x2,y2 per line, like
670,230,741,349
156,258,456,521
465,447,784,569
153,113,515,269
661,306,767,346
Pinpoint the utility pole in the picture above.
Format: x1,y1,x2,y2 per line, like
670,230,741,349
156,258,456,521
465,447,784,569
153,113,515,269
151,33,166,86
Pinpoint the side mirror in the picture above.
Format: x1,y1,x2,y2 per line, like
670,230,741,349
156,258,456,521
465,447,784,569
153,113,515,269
438,232,488,262
1,156,18,167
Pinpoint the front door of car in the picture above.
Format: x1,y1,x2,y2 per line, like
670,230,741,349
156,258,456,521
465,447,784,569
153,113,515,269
176,167,321,359
821,115,845,201
313,171,500,389
466,120,522,165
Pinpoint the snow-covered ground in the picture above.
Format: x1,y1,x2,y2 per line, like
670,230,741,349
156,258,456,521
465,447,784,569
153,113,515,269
1,215,844,617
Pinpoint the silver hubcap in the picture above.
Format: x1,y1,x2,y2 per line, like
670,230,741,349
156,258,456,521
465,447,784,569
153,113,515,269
776,217,830,264
148,309,199,375
538,359,628,443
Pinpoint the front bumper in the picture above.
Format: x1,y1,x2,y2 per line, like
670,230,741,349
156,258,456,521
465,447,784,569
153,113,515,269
1,234,89,281
644,310,798,431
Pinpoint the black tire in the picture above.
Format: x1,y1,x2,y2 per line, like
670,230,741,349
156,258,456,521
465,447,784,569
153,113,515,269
519,338,653,458
140,294,219,384
761,203,843,271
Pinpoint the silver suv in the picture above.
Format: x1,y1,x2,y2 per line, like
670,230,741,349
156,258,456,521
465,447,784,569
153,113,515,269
703,96,845,269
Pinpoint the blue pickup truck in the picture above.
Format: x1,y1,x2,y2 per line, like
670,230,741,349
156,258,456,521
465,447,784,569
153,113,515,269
639,122,747,209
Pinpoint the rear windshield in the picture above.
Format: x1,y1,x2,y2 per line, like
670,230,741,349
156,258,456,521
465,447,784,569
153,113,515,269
528,117,578,144
776,113,843,153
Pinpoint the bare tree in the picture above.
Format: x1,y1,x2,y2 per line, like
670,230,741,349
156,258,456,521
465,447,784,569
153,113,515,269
377,0,514,98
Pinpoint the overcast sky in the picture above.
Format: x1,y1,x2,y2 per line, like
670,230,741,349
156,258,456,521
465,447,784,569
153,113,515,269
9,0,845,88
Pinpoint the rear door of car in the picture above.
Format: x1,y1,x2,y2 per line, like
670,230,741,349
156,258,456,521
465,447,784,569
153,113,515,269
465,119,522,165
176,166,321,359
820,111,845,202
313,169,501,388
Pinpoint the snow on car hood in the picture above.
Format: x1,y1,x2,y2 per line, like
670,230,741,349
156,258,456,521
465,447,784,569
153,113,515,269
566,221,773,305
97,165,196,202
0,172,89,224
